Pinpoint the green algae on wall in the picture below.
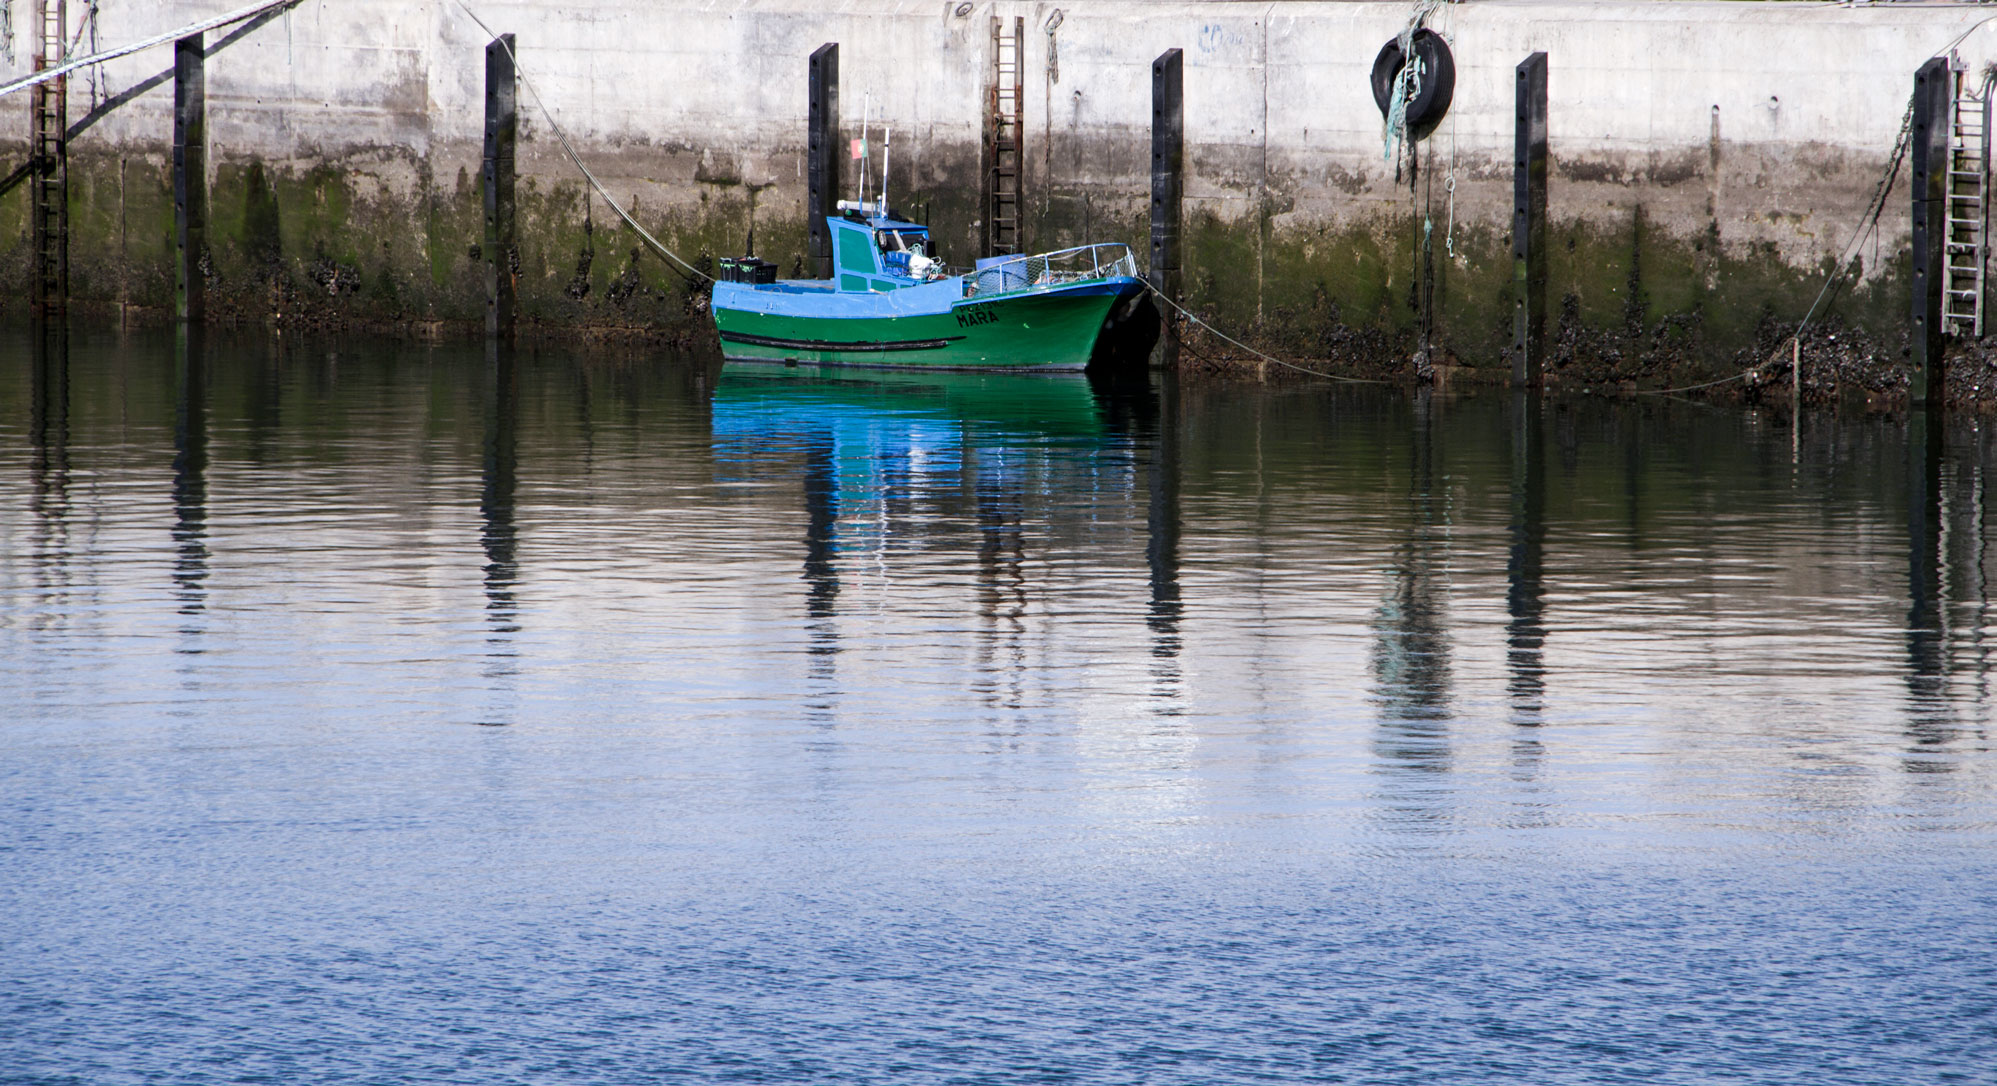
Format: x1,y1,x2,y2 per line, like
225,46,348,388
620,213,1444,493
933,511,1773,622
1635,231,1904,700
0,142,1914,381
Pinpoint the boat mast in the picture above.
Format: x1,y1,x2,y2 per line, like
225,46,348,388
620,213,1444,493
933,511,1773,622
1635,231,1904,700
857,93,869,211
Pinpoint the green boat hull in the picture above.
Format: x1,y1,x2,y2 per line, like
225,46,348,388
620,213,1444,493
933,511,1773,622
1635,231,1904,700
713,283,1135,371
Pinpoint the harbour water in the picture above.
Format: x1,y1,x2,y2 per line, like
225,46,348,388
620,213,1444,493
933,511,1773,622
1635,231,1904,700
1,328,1992,1084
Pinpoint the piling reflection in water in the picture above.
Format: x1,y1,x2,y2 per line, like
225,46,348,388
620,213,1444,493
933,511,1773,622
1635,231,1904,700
481,341,521,639
1957,422,1996,709
28,323,69,612
971,440,1029,712
2,334,1992,778
1143,380,1183,707
1905,411,1946,747
478,343,523,729
801,433,841,716
171,327,209,629
1505,390,1547,721
1088,365,1182,701
1140,376,1184,667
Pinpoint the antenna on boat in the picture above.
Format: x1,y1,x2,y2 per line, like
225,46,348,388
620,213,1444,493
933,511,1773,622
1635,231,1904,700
856,92,870,211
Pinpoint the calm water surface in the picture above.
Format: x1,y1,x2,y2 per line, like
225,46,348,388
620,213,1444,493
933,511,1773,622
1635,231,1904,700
1,328,1992,1084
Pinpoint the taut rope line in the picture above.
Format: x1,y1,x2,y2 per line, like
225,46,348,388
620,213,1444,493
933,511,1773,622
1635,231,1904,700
451,0,712,284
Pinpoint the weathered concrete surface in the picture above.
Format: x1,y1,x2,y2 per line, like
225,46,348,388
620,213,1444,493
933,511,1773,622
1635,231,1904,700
1,1,1992,379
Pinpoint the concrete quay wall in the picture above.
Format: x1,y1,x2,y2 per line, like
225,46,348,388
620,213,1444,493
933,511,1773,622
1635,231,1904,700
2,0,1992,374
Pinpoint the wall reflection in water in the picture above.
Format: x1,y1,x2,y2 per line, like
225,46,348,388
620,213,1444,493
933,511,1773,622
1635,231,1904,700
2,331,1992,806
5,331,1995,1086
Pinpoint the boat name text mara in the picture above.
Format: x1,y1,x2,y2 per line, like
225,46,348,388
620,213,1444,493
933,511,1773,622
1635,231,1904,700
955,303,999,328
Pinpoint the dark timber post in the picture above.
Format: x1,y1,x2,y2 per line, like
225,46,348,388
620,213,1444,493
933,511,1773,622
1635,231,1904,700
1151,48,1184,371
1513,52,1548,387
1912,56,1951,407
483,34,518,341
807,44,840,279
174,35,207,326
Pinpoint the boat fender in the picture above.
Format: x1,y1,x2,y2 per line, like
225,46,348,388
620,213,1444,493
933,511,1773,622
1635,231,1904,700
1369,28,1455,130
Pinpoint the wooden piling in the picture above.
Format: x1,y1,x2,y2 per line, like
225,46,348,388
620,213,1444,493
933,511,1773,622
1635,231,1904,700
174,35,206,326
1911,56,1951,407
807,44,840,280
483,34,518,341
1512,52,1548,388
1150,48,1183,371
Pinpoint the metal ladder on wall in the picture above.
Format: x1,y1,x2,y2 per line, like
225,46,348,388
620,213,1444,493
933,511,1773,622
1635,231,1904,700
30,0,68,318
1945,53,1990,338
987,16,1023,257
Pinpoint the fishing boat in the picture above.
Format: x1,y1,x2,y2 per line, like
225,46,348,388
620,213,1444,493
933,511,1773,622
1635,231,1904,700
710,202,1153,371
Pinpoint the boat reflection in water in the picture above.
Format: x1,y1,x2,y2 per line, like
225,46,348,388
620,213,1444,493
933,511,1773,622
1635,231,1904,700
712,362,1116,443
710,362,1171,715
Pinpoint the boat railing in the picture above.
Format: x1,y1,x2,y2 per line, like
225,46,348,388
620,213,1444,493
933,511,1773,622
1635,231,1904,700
963,243,1138,298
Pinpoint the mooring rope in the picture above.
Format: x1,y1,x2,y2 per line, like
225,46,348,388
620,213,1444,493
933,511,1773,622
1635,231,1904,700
1635,16,1997,400
1635,95,1915,398
1146,285,1387,385
1634,364,1766,398
450,0,712,284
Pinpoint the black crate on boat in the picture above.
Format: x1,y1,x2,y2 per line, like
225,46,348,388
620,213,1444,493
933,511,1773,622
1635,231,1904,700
719,257,777,284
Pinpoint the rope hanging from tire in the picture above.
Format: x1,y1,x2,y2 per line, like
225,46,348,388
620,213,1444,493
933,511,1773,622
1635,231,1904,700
1372,28,1455,130
1373,3,1456,163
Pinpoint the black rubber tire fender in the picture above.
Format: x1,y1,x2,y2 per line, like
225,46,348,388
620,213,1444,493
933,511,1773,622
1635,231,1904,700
1369,28,1456,129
